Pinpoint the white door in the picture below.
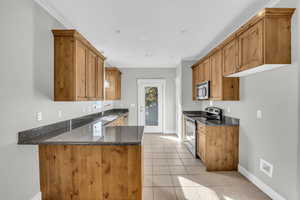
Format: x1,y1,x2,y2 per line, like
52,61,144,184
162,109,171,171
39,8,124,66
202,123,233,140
138,79,164,133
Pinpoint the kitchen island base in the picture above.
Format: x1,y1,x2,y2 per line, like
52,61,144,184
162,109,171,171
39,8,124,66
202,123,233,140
39,144,143,200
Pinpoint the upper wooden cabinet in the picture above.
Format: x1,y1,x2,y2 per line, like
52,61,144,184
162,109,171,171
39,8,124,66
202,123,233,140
238,20,264,72
52,30,105,101
210,50,240,101
191,49,239,101
200,59,210,82
192,8,295,78
105,67,121,100
210,51,223,99
223,38,239,76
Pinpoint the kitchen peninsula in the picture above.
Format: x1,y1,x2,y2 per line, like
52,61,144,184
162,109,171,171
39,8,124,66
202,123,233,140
18,109,144,200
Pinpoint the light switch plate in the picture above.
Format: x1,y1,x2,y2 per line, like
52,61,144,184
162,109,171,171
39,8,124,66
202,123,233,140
257,110,262,119
58,110,62,118
227,107,231,113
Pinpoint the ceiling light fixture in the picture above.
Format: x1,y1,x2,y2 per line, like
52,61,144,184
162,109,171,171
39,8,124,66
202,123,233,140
145,52,152,57
180,28,188,34
139,35,149,41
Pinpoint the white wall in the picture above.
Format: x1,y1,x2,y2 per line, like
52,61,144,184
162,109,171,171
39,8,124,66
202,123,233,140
181,2,299,199
114,68,177,133
297,1,300,199
0,1,113,199
181,60,202,111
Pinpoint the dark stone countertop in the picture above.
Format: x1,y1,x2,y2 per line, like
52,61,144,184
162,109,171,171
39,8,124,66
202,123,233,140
18,109,144,145
183,111,239,126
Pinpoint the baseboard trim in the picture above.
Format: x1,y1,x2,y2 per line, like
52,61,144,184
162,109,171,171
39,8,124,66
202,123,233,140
238,165,286,200
164,130,177,135
31,192,41,200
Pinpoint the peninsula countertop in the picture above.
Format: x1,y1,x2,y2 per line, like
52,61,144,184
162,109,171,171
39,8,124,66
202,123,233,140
18,109,144,145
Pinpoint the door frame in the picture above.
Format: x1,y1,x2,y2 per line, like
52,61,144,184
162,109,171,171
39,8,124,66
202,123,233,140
137,79,166,133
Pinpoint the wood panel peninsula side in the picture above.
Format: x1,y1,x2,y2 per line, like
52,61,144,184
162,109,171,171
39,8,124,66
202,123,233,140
18,113,144,200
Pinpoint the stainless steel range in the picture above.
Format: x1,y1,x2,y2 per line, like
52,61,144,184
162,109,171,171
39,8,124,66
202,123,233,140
182,107,223,157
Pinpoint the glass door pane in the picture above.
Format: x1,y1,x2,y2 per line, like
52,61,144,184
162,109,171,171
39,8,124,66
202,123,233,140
145,87,158,126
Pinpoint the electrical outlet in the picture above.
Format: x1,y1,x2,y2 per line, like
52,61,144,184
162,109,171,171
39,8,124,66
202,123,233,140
36,112,42,121
58,110,62,118
260,159,273,178
257,110,262,119
82,107,86,113
227,107,231,113
130,104,136,108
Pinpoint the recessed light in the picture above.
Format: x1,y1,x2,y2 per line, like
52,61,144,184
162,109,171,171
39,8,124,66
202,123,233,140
139,35,149,41
145,52,152,57
180,28,188,34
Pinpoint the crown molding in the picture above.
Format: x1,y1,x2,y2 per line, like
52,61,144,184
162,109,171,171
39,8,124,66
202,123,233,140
34,0,74,28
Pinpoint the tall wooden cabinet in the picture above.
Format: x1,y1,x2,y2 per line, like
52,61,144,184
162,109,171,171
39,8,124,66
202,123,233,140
53,30,105,101
105,67,122,100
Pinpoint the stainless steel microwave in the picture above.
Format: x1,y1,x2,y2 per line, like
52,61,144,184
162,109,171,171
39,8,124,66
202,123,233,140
196,81,210,100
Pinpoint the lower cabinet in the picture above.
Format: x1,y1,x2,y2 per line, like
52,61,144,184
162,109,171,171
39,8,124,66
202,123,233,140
197,122,239,171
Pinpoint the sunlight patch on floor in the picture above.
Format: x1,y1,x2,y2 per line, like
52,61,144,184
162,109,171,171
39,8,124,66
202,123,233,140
223,195,236,200
159,135,180,142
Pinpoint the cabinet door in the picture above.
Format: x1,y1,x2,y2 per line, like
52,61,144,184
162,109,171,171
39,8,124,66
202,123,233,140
75,40,87,99
192,67,198,100
238,20,264,71
117,72,121,99
223,39,239,76
105,70,115,100
86,50,97,99
199,133,206,162
210,51,223,99
203,59,210,81
198,63,204,83
96,58,104,99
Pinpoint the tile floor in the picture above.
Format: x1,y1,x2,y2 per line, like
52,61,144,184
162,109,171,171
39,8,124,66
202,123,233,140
142,134,271,200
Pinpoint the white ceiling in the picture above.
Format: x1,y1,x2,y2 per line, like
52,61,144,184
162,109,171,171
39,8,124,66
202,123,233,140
43,0,272,68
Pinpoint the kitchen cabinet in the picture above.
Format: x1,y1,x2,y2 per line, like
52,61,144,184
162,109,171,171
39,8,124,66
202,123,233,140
53,30,105,101
223,38,239,76
197,122,239,171
197,123,206,163
87,50,97,98
238,20,264,72
191,50,239,101
210,51,223,99
192,67,198,100
201,59,210,82
105,67,122,100
191,8,295,78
